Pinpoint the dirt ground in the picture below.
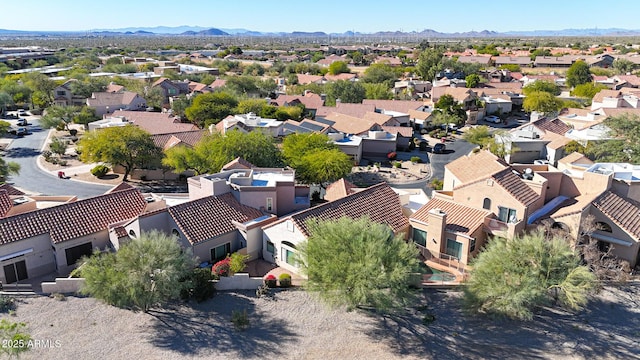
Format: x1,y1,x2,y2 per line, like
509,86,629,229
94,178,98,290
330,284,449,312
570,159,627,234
5,284,640,360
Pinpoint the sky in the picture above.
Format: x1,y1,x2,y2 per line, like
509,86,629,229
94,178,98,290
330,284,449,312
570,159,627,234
3,0,640,33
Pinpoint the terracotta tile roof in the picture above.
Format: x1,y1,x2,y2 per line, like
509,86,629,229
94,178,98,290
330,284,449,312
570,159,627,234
592,89,622,103
324,73,357,81
152,77,170,87
456,56,492,65
323,112,378,135
481,82,523,91
410,197,491,237
592,191,640,239
531,117,572,135
210,78,227,88
168,193,263,245
106,83,125,93
0,184,24,196
0,188,147,245
599,108,640,118
614,75,640,87
408,109,433,121
222,157,254,171
494,56,532,65
151,130,206,149
491,168,540,206
324,178,358,202
362,99,425,113
274,93,324,110
381,126,413,138
297,74,324,85
0,190,12,218
558,152,594,166
113,225,128,238
87,91,143,107
363,111,393,125
374,56,403,66
267,183,408,237
334,103,376,118
446,150,509,184
105,182,135,194
112,110,199,135
431,87,477,103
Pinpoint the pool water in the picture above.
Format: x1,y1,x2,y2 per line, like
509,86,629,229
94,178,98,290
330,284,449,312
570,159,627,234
423,265,457,282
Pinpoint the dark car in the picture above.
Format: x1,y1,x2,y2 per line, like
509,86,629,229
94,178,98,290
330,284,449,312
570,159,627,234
433,143,446,154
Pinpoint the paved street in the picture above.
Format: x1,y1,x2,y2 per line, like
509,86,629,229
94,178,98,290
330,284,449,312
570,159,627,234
3,117,111,198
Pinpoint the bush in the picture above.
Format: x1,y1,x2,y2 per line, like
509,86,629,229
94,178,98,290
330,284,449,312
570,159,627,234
410,156,421,163
229,252,250,274
181,268,215,303
90,164,109,178
393,161,401,168
279,273,292,288
212,257,231,278
0,295,15,313
264,274,277,288
231,309,250,331
387,151,397,161
58,160,67,166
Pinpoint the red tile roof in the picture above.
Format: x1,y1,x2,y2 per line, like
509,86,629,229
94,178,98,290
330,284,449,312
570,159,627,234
267,183,408,236
592,191,640,239
381,126,414,138
297,74,324,85
491,168,540,206
0,190,12,218
362,99,425,113
151,130,206,150
222,157,254,171
112,110,199,135
410,197,491,236
105,182,135,194
324,178,358,202
0,188,147,245
446,150,509,184
0,184,24,196
592,89,622,103
168,193,263,245
210,79,227,88
531,117,572,135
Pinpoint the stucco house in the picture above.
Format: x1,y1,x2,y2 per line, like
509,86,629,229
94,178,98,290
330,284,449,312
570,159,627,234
87,91,147,117
262,183,409,274
52,80,86,107
0,187,147,284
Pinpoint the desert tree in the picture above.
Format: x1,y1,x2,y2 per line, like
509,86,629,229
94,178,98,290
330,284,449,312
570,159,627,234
464,230,596,320
297,216,421,312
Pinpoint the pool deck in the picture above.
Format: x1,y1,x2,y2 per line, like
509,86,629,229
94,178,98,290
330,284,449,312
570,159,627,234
422,259,466,286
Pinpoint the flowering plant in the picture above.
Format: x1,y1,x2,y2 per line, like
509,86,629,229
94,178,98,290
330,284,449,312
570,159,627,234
212,257,231,277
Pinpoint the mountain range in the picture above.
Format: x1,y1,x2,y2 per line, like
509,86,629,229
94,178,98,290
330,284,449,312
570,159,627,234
1,26,640,37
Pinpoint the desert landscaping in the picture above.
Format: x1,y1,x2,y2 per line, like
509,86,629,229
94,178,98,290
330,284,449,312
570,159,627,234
6,284,639,360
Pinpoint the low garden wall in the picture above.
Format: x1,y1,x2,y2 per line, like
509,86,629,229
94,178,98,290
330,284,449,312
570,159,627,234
41,278,85,294
215,273,263,291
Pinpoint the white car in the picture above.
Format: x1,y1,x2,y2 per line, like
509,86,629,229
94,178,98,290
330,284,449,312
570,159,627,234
484,115,501,124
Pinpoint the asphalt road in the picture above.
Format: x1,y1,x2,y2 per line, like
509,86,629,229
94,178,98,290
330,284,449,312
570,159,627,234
3,118,111,198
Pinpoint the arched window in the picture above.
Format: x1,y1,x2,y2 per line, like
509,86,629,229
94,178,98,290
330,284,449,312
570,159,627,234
282,241,297,249
595,221,613,233
482,198,491,210
128,229,137,238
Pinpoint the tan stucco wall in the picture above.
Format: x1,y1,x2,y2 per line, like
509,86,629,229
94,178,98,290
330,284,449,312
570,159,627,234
192,232,239,264
0,234,55,283
454,181,529,222
54,230,111,276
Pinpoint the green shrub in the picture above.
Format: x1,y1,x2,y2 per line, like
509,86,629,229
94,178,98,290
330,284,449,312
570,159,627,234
264,274,277,288
279,273,292,288
410,156,421,163
0,295,15,313
393,161,401,168
181,268,215,303
229,252,250,274
231,309,250,331
90,165,109,178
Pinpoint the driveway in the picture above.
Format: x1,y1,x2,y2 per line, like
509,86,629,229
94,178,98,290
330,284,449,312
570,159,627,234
2,117,111,198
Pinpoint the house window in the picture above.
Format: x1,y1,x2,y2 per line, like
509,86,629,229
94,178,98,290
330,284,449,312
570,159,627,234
168,88,177,95
56,90,66,96
171,229,180,238
412,228,427,247
470,239,476,252
498,206,517,223
266,198,273,212
482,198,491,210
445,239,463,259
210,242,231,263
283,248,296,265
266,241,275,254
65,242,93,267
129,229,137,238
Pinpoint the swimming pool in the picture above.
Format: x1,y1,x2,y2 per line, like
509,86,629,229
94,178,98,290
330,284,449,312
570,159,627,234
424,266,457,282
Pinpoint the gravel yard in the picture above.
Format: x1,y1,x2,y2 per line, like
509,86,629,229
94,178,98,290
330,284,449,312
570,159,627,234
5,284,640,360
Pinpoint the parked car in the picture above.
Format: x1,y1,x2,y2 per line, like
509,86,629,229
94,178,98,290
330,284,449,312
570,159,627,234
17,119,29,126
17,109,29,117
484,115,501,124
1,113,18,119
432,143,446,154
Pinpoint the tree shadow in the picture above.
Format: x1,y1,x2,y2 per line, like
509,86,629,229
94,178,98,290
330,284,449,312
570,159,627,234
363,285,640,359
148,290,297,357
2,147,41,158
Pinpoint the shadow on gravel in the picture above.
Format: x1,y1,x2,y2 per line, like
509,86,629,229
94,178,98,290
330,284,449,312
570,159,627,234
148,290,297,357
363,285,640,360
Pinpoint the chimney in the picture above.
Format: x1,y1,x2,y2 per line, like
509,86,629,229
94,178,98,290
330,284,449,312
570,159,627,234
426,208,447,254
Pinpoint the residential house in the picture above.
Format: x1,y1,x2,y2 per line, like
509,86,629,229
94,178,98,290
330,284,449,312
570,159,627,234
218,113,284,137
109,110,199,135
272,91,325,118
430,87,478,110
324,73,358,82
0,187,148,283
502,117,572,165
494,56,532,68
86,91,147,117
455,56,492,66
534,56,576,68
316,55,348,67
296,74,325,85
187,164,310,217
262,183,409,274
394,79,432,99
613,75,640,89
52,80,86,107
